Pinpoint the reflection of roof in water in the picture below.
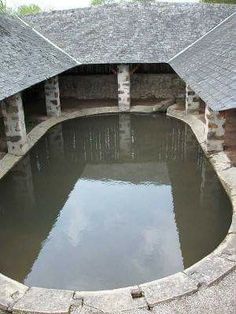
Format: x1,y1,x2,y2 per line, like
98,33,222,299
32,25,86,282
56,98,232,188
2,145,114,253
81,162,170,185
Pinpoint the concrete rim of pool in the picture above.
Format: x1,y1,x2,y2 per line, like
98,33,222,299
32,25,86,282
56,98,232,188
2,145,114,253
0,105,235,314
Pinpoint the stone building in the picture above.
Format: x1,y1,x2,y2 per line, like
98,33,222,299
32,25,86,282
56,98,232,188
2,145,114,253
0,3,236,314
0,2,235,156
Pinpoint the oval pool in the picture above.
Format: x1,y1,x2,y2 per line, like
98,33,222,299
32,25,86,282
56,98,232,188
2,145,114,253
0,113,232,291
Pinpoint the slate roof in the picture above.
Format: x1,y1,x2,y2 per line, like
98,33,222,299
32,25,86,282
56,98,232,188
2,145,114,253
24,2,235,64
0,14,78,101
170,13,236,112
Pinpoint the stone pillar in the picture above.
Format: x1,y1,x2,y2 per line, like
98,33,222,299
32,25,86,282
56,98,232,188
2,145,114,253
45,75,61,117
117,64,130,112
1,93,28,156
185,84,200,113
205,105,226,152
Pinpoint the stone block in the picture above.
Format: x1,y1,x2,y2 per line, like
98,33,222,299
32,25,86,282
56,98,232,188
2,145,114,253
0,274,28,311
184,253,235,286
140,272,198,308
74,286,147,313
13,287,74,314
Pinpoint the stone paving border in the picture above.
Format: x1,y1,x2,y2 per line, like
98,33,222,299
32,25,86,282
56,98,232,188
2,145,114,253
0,105,235,314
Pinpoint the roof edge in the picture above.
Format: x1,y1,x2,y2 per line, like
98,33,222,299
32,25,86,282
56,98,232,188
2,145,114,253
168,11,236,63
17,15,80,68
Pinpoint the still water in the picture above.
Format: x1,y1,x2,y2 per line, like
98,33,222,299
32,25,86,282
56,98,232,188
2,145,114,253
0,114,232,291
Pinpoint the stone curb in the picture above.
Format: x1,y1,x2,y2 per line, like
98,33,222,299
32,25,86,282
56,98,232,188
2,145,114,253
0,274,28,312
12,288,74,314
0,105,235,314
167,104,236,282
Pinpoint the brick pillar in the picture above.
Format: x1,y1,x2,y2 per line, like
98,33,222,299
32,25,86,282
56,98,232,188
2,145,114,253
185,85,200,113
45,75,61,117
205,105,226,152
117,64,130,112
1,93,27,156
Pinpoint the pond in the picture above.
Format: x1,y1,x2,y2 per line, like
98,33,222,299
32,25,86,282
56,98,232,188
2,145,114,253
0,113,232,291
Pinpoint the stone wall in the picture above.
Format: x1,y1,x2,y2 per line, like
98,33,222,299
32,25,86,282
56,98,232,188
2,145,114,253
59,74,185,101
131,74,185,100
60,75,117,99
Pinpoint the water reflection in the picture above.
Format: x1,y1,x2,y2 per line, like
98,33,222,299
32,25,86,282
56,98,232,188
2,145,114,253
0,114,232,290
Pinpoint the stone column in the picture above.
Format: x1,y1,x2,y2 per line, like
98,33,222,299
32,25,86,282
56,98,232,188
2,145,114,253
1,93,28,156
185,84,200,113
205,105,226,152
117,64,130,112
45,75,61,117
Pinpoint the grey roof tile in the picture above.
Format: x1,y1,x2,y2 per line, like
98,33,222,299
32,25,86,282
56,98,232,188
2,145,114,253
170,13,236,111
24,2,235,64
0,14,78,101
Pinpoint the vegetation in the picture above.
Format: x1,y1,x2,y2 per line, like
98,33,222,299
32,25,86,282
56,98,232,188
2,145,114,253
16,4,42,15
0,0,7,13
0,1,42,15
90,0,113,5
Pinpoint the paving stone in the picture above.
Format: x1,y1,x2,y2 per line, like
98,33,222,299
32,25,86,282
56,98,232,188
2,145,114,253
74,286,147,313
140,272,198,308
0,273,28,311
184,253,235,286
13,287,74,314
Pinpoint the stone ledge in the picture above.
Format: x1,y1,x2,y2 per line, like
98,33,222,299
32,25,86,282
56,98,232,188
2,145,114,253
184,254,235,287
12,287,74,314
73,286,148,313
0,274,28,311
140,272,199,308
209,152,231,172
213,233,236,262
217,167,236,198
